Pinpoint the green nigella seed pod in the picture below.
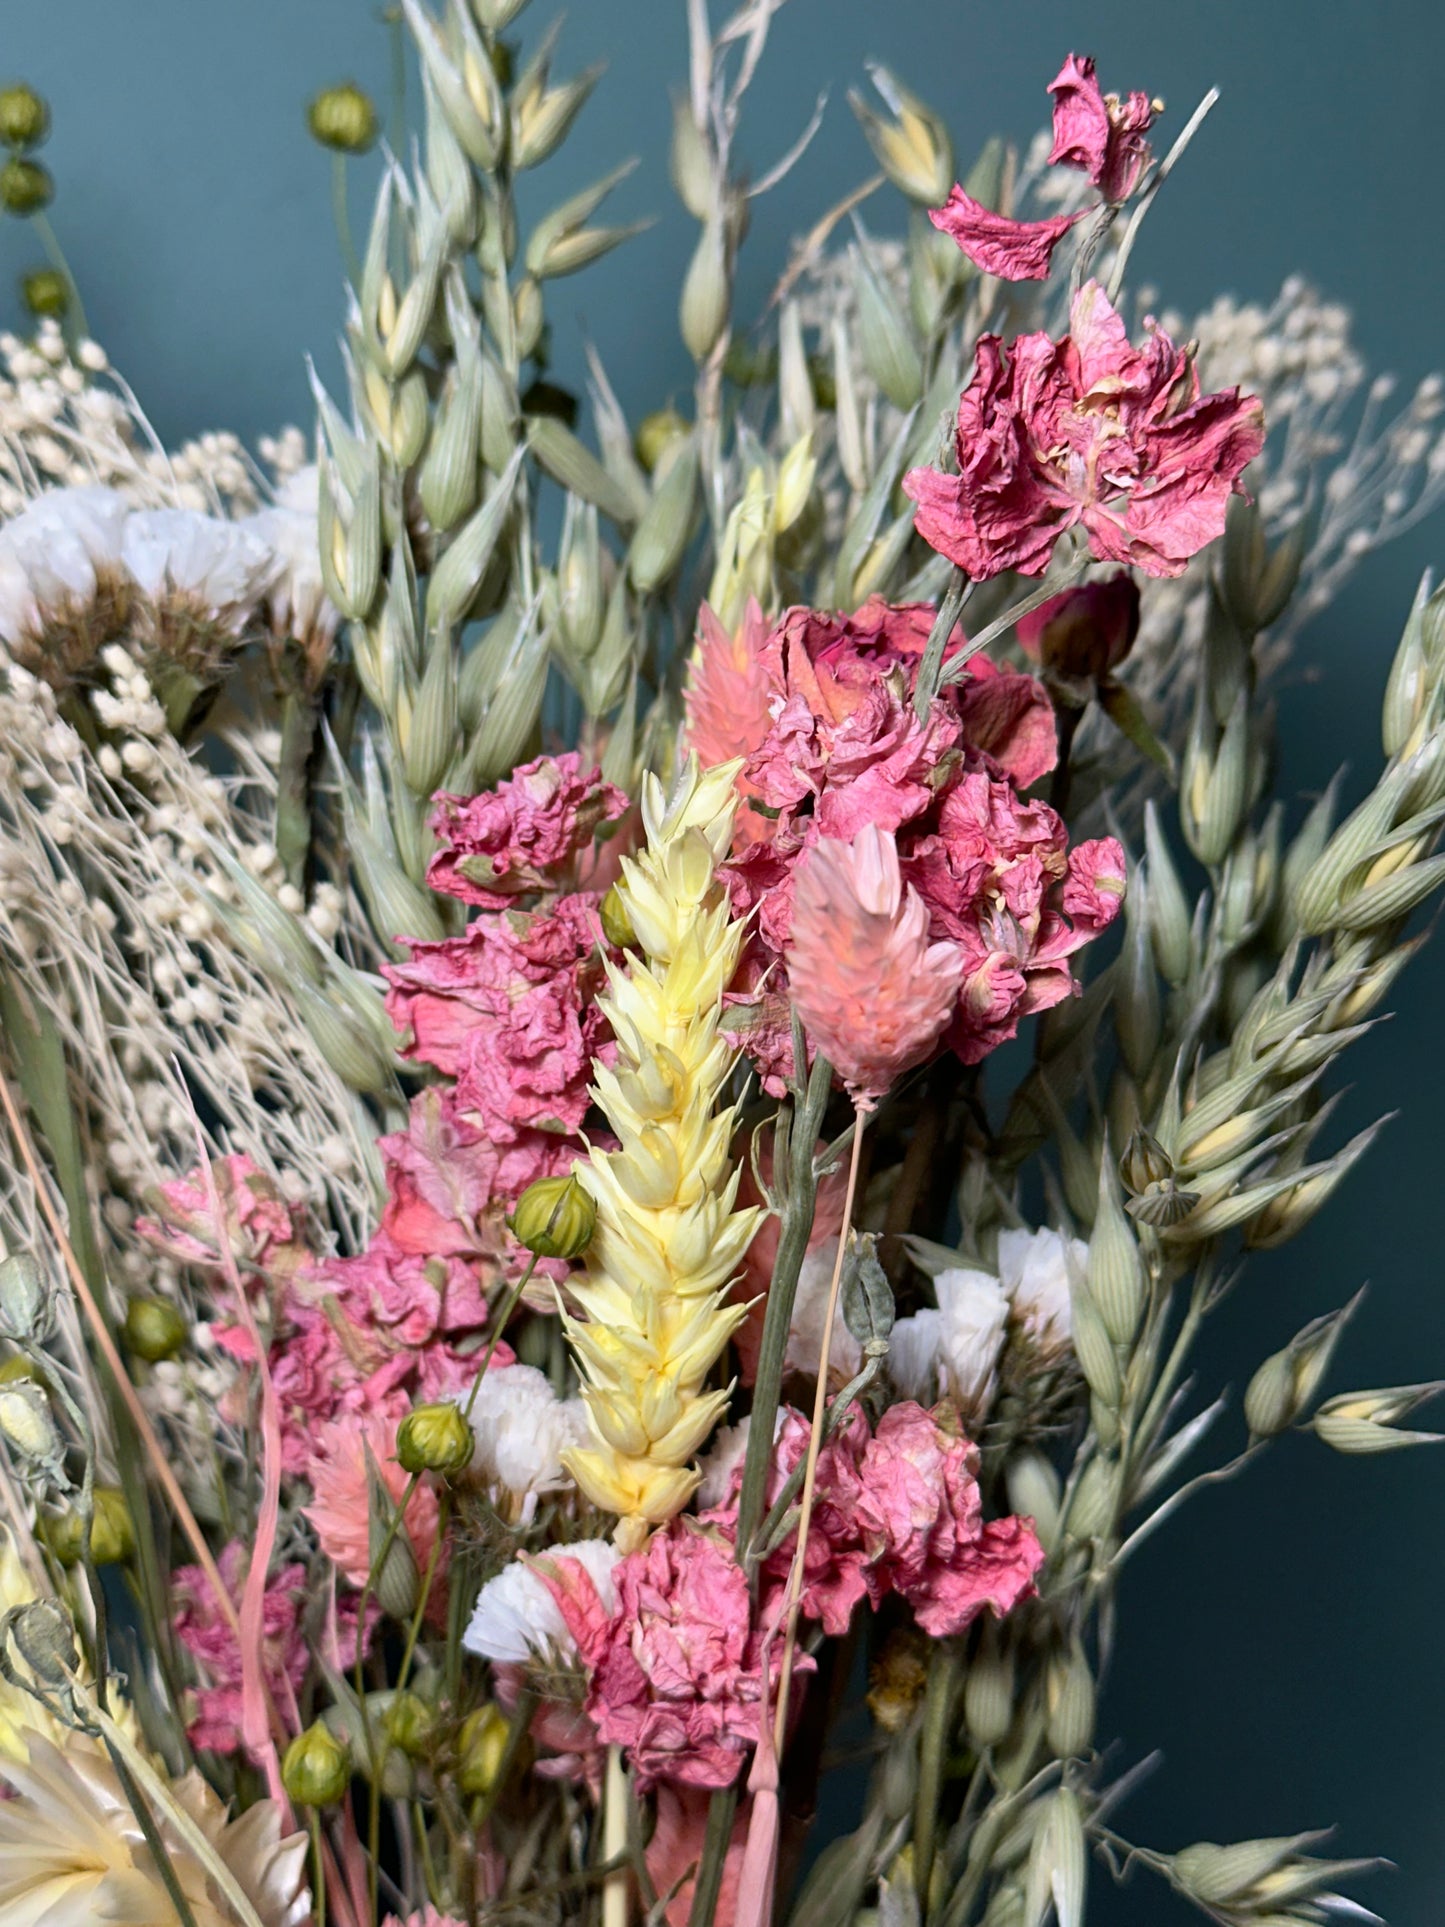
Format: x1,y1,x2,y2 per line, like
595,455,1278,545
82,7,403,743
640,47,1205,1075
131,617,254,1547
455,1703,511,1797
281,1721,351,1807
0,156,53,216
45,1487,136,1568
0,84,50,151
307,82,378,154
396,1401,473,1478
122,1295,188,1364
20,266,67,318
508,1172,595,1260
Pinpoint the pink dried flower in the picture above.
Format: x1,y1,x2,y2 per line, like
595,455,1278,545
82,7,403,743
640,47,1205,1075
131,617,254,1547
426,753,627,909
929,186,1083,281
303,1410,444,1590
1048,52,1156,204
384,894,608,1143
786,823,962,1107
954,654,1058,789
1016,573,1140,681
539,1523,778,1793
855,1403,1046,1636
137,1153,307,1286
647,1785,749,1927
383,1912,468,1927
903,280,1265,581
172,1541,369,1756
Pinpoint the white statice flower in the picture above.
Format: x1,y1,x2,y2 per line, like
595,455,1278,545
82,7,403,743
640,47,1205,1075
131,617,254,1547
0,484,130,676
469,1362,589,1523
697,1415,753,1509
890,1267,1010,1416
244,465,338,654
464,1538,620,1665
0,1733,310,1927
997,1226,1087,1353
121,506,275,638
783,1236,863,1382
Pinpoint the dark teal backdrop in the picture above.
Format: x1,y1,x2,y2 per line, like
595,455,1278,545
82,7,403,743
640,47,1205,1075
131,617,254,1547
4,2,1443,1919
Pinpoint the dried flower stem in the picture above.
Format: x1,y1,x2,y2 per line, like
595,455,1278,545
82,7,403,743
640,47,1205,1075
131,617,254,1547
772,1105,866,1752
0,1067,241,1637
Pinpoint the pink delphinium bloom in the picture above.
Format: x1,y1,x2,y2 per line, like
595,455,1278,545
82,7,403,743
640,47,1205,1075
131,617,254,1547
929,186,1082,282
303,1410,444,1590
384,893,609,1142
786,823,963,1108
378,1086,573,1259
137,1152,307,1286
903,280,1265,581
855,1403,1046,1637
539,1523,775,1793
172,1541,369,1756
1016,572,1140,682
906,771,1125,1062
426,752,627,909
1048,52,1156,204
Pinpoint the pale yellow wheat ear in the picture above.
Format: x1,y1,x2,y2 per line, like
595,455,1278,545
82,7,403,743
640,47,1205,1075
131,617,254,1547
560,756,761,1550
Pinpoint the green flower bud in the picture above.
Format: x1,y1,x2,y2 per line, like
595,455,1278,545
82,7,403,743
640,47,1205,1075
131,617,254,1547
45,1487,136,1568
19,266,67,318
599,883,637,951
634,407,690,475
383,1688,436,1760
0,1254,52,1343
0,1381,64,1473
396,1401,473,1477
307,82,378,154
122,1294,188,1363
0,85,50,150
509,1173,595,1260
455,1702,511,1797
282,1721,352,1807
8,1602,78,1687
0,156,53,216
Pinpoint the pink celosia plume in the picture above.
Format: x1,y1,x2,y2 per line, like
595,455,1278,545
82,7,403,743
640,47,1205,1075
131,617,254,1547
785,823,963,1107
303,1410,444,1590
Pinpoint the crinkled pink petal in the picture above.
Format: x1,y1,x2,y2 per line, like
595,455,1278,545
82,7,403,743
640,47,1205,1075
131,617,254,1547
929,185,1082,281
427,753,627,908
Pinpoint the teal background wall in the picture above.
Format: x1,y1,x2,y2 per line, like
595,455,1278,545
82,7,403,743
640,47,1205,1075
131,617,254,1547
4,2,1444,1919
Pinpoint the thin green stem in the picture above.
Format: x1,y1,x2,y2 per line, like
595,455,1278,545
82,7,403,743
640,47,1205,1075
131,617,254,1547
310,1811,328,1927
913,569,969,719
332,152,362,289
685,1783,739,1927
355,1468,420,1924
31,212,89,341
914,1642,962,1915
463,1254,538,1422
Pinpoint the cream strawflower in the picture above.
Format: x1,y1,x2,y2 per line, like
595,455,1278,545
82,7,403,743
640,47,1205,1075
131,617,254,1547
0,1732,310,1927
463,1539,620,1665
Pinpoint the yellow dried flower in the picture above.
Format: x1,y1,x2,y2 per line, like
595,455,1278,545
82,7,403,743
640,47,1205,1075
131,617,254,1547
560,757,761,1549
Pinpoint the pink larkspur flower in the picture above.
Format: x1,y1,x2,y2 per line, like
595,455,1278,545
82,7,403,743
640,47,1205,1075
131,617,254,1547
539,1523,777,1793
172,1540,369,1757
855,1403,1046,1637
384,894,609,1142
137,1153,307,1286
786,823,963,1107
929,185,1083,282
303,1410,445,1590
1048,52,1156,204
426,752,627,909
903,280,1265,581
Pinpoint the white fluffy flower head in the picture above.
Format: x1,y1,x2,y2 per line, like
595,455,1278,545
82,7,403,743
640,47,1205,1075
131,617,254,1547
464,1539,620,1665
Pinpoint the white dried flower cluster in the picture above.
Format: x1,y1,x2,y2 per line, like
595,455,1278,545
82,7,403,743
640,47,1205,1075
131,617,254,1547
0,652,378,1302
889,1226,1087,1418
468,1363,590,1525
463,1537,619,1666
